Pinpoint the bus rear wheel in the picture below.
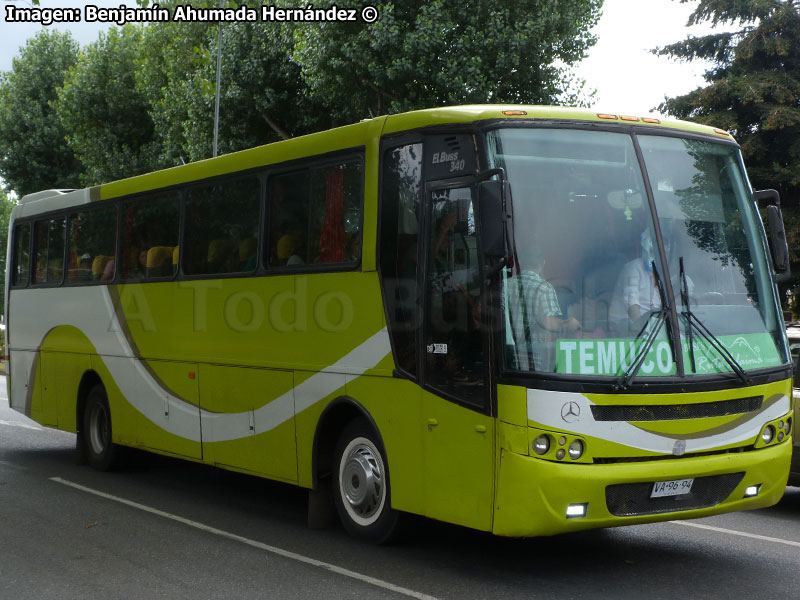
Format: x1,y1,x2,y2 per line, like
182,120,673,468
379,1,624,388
82,384,121,471
332,419,398,543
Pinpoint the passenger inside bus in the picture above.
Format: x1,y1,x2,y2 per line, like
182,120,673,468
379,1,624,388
508,244,581,370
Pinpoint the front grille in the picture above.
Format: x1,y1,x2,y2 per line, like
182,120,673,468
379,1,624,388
606,472,745,517
591,396,763,422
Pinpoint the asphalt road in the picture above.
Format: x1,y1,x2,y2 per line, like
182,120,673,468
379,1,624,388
1,376,799,600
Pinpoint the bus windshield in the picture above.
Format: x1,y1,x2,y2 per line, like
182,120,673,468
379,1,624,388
486,127,789,379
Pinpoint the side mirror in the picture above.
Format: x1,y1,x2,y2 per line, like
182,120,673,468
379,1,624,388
755,189,780,209
767,204,791,281
478,180,512,259
757,188,790,280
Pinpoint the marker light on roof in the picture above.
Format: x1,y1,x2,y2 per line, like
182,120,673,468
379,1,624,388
642,118,661,124
714,128,731,136
597,113,618,120
502,110,527,116
620,115,640,122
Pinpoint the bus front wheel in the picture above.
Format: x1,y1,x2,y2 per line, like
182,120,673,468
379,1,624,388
332,419,398,543
82,384,121,471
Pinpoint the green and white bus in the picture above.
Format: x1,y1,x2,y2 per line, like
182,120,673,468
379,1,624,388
5,106,795,541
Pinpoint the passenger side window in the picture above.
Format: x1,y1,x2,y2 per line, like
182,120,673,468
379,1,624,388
120,192,180,280
268,158,362,268
11,223,31,287
33,217,66,285
184,176,261,275
68,206,118,283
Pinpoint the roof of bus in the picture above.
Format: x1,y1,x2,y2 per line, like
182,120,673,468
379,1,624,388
380,104,732,138
19,104,732,209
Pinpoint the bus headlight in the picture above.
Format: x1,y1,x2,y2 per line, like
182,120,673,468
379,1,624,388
533,435,550,455
568,439,584,460
761,425,775,444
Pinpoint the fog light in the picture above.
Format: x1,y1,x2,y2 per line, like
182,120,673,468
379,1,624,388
778,431,784,442
566,503,588,518
556,449,566,460
568,439,584,460
744,485,760,498
761,425,775,444
533,435,550,455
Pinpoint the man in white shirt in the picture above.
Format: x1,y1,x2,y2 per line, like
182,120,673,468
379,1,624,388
609,229,666,333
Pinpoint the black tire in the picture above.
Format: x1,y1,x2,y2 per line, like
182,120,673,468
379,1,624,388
82,384,122,471
331,419,399,543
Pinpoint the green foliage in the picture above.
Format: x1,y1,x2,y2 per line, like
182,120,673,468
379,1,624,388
9,0,601,186
657,1,800,196
56,26,162,186
293,0,601,124
0,30,82,196
657,0,800,309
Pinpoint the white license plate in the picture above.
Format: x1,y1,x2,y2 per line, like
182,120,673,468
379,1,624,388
651,478,694,498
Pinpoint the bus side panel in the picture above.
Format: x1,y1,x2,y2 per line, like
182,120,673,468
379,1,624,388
98,355,202,460
200,364,298,483
9,350,39,418
342,374,425,516
295,371,348,489
39,325,97,432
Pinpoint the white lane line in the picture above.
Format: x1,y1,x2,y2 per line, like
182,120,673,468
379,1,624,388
51,477,437,600
0,419,42,431
672,520,800,548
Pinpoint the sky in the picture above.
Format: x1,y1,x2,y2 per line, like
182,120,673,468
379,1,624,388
0,0,734,116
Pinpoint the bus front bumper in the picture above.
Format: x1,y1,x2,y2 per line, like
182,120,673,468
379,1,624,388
492,440,791,537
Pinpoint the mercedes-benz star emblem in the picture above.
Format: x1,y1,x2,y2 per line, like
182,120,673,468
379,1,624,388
561,401,581,423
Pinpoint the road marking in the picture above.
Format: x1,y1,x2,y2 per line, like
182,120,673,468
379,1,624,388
672,520,800,548
0,419,42,431
51,477,438,600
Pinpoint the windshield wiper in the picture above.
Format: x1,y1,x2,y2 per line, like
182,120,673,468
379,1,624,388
679,256,751,385
616,261,669,390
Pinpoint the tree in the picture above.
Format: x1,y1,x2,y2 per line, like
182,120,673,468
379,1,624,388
0,30,82,196
656,1,800,199
656,0,800,308
57,26,161,186
292,0,602,124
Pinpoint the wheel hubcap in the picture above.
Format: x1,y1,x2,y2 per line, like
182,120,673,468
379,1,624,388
341,442,384,521
88,403,108,455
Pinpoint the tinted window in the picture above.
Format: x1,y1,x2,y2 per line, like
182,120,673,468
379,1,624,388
268,158,362,268
380,143,422,376
33,217,66,285
11,223,31,287
121,191,180,280
184,176,260,275
68,206,118,283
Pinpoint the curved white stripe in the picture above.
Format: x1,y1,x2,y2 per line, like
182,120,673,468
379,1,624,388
10,286,391,443
527,388,790,454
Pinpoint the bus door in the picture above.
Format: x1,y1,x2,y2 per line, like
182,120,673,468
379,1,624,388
421,180,495,531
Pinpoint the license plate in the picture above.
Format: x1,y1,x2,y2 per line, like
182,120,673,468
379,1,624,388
651,478,694,498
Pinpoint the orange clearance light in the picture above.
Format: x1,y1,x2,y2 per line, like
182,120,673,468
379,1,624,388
597,113,618,120
620,115,640,122
642,117,661,124
714,128,731,136
188,371,196,379
502,110,527,116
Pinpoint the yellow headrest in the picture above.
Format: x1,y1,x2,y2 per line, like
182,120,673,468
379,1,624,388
92,255,111,276
239,237,257,258
277,235,296,260
146,246,173,269
207,239,229,262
